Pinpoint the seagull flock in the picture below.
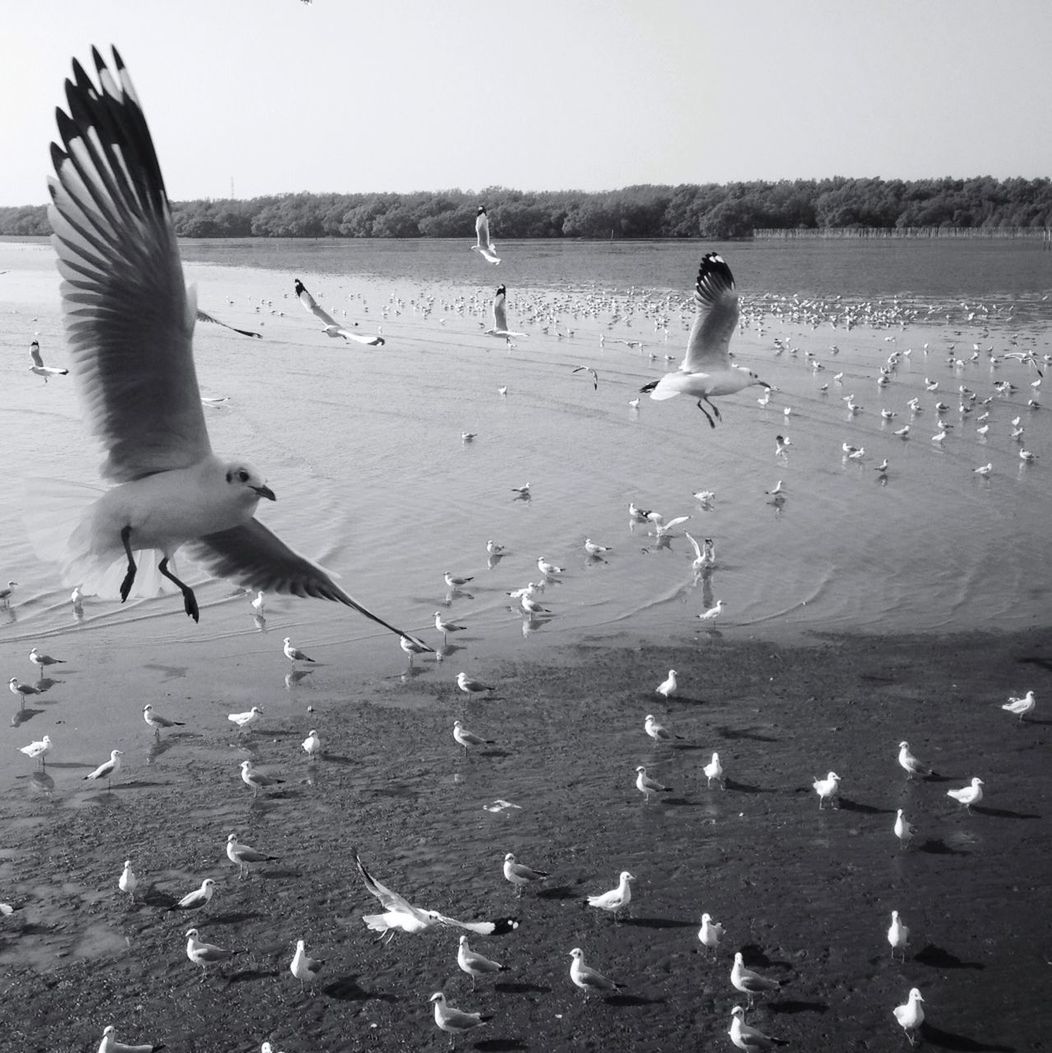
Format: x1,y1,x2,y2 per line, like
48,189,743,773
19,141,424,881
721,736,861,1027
0,44,1047,1053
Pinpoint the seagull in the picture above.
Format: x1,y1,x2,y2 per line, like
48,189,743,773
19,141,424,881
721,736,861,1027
29,647,66,673
472,205,501,264
893,809,915,850
354,851,518,940
18,734,52,767
635,765,671,802
484,284,525,339
704,751,725,789
973,463,992,476
584,537,612,557
946,776,984,812
238,759,283,798
293,278,384,344
897,741,933,779
302,728,322,759
502,853,549,896
9,677,40,705
28,339,69,382
228,706,264,732
457,935,508,990
728,1005,788,1051
655,669,678,699
484,799,522,813
435,612,467,642
537,556,565,577
456,672,494,695
142,704,185,735
572,366,599,390
84,749,123,790
430,991,492,1049
685,532,711,571
887,910,910,961
510,481,530,497
250,590,265,615
96,1024,164,1053
175,878,216,910
775,434,791,456
641,253,770,426
485,539,504,556
731,951,782,1008
118,859,138,901
813,771,840,809
444,571,474,592
893,987,925,1045
290,938,324,991
184,927,237,980
41,49,425,650
698,913,724,958
569,946,622,996
644,714,683,742
453,719,494,752
586,870,634,919
226,833,279,879
698,599,725,623
283,637,316,664
0,580,16,607
1002,690,1035,722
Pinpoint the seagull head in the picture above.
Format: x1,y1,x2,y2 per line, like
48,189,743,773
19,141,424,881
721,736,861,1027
476,206,486,215
225,463,276,502
429,991,447,1004
185,928,199,939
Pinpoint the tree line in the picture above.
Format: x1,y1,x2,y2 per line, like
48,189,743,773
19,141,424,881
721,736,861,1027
3,176,1050,240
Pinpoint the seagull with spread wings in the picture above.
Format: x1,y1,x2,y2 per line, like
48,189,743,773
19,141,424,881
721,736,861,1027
472,206,501,265
483,284,526,340
28,340,69,381
641,252,770,426
293,279,385,345
39,48,425,651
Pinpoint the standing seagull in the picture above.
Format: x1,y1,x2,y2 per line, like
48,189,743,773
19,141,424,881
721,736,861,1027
897,741,934,779
893,988,925,1045
1002,690,1035,723
39,50,426,648
10,678,41,706
946,776,984,812
175,878,216,910
226,832,279,878
569,946,621,996
655,669,678,699
283,637,316,665
228,706,264,733
293,278,385,345
728,1006,788,1051
184,928,237,980
84,749,123,791
887,910,910,961
238,759,284,798
640,253,770,426
813,771,841,809
457,935,508,990
142,704,185,736
586,870,634,920
290,938,324,991
472,206,501,265
0,581,17,607
302,728,322,759
698,913,725,958
453,719,494,752
19,734,52,768
635,765,671,802
730,951,782,1008
430,991,492,1049
29,647,66,674
644,714,683,742
502,853,549,897
118,859,138,902
704,751,726,789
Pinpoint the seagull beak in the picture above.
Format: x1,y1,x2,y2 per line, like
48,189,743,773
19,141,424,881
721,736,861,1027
252,484,277,501
758,380,772,388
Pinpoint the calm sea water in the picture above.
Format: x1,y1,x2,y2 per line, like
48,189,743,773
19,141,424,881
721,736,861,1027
1,236,1050,732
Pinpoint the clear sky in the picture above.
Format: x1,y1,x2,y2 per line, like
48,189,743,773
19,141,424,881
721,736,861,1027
2,0,1050,205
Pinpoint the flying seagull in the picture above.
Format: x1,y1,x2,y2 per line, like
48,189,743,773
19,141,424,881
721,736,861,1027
472,206,501,265
293,279,385,345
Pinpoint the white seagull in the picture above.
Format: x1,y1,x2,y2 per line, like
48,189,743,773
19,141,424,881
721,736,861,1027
430,991,492,1049
697,912,725,958
484,284,525,338
184,927,237,980
946,776,984,812
435,612,467,642
226,832,279,879
502,853,549,896
893,809,915,850
887,910,910,961
457,935,508,990
699,599,725,623
1002,690,1035,722
897,741,933,779
18,734,52,767
640,252,770,427
655,669,678,699
728,1005,788,1051
29,647,66,673
283,637,316,664
644,714,683,742
302,728,322,759
10,677,40,705
142,704,185,735
569,946,621,995
238,759,284,798
731,951,782,1008
472,205,501,264
176,878,216,910
290,938,324,990
228,706,264,732
293,278,385,344
29,340,70,382
96,1024,164,1053
813,771,841,809
635,765,671,802
586,870,634,920
84,749,123,790
893,987,925,1045
704,751,725,789
40,49,425,650
456,672,494,695
453,719,494,752
118,859,138,901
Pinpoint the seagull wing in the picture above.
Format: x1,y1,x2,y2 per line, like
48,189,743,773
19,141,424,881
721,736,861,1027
492,289,508,332
682,252,740,373
294,279,340,328
684,532,703,560
184,520,431,648
195,307,261,339
48,47,211,484
475,211,490,246
354,852,417,914
432,911,519,936
30,344,45,368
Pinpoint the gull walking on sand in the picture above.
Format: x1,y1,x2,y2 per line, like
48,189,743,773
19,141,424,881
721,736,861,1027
18,735,52,768
293,278,385,345
947,776,983,812
142,704,185,735
10,678,40,705
400,634,430,667
456,672,494,696
184,927,237,980
699,600,725,624
704,751,726,789
283,637,316,665
302,728,322,759
635,765,671,802
645,714,683,742
587,870,634,920
698,913,725,958
503,853,549,896
887,910,910,961
893,809,915,850
226,832,279,878
731,952,782,1008
655,669,678,699
453,719,494,752
290,938,324,991
640,252,770,427
0,581,17,607
728,1006,788,1051
228,706,264,733
457,935,508,990
472,205,501,265
29,647,66,674
893,988,925,1045
569,946,621,995
1002,690,1035,722
96,1024,164,1053
238,760,284,799
431,991,491,1049
897,741,933,779
176,878,216,910
118,859,138,901
39,50,425,649
813,771,841,809
84,749,122,791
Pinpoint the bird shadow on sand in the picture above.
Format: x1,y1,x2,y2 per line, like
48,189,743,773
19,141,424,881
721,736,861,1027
494,980,552,995
837,797,896,815
203,911,265,926
605,993,665,1008
971,805,1041,820
323,975,398,1002
914,944,985,970
737,945,794,970
11,707,44,727
32,677,64,693
714,725,779,743
920,1022,1014,1052
260,868,300,881
225,966,280,986
723,777,776,794
476,1040,528,1053
769,999,830,1015
621,916,695,930
918,838,970,856
142,663,190,680
479,748,513,759
1017,653,1052,672
537,886,578,901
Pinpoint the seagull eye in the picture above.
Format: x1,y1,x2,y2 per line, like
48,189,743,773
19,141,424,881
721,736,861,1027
237,470,250,483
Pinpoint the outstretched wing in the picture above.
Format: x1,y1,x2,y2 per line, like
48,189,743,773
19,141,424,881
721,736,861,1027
195,308,261,339
684,531,703,560
29,343,44,368
184,519,431,648
492,287,508,331
682,252,740,373
433,912,520,936
354,852,415,913
48,46,210,483
294,278,340,328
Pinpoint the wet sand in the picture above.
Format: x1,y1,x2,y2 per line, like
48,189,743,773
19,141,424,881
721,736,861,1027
1,625,1049,1052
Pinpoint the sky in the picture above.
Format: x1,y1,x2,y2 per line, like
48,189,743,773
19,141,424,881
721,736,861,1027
2,0,1051,205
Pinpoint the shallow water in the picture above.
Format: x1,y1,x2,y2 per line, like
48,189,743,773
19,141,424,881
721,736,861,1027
0,237,1050,761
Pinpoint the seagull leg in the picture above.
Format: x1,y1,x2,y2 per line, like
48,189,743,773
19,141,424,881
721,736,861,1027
705,397,722,421
119,525,137,602
158,558,199,622
695,400,716,427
